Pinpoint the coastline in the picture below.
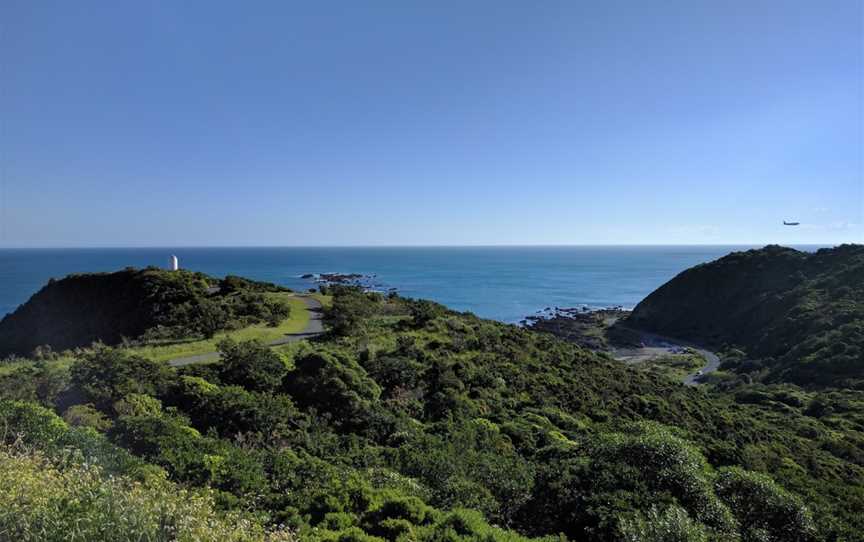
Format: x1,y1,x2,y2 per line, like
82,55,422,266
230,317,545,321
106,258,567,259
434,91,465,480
524,305,720,385
0,245,766,322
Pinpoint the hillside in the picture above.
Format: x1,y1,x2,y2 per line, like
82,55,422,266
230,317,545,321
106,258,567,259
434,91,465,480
0,268,291,357
628,245,864,388
1,282,863,541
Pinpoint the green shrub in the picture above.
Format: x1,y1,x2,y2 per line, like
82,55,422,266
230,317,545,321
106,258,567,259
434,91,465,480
715,467,817,542
285,351,381,430
0,445,294,542
62,403,111,431
617,505,708,542
69,347,173,410
218,339,288,392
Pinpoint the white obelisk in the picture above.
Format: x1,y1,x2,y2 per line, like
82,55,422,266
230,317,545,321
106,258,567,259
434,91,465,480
170,254,179,271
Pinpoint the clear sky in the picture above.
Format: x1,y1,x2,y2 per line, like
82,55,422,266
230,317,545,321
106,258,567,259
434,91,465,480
1,1,862,247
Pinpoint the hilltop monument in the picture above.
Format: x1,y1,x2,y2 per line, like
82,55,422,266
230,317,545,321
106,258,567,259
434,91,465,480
169,254,179,271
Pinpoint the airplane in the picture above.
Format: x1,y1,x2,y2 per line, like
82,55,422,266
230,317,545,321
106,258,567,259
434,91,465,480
783,221,800,226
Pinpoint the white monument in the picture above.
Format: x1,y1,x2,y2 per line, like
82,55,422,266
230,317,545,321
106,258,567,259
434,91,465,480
170,254,179,271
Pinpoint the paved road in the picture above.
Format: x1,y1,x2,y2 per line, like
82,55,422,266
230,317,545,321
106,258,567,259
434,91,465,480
682,345,721,386
168,296,324,367
614,325,720,386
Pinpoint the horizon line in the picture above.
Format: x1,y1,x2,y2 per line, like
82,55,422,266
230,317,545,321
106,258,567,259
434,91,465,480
0,242,841,250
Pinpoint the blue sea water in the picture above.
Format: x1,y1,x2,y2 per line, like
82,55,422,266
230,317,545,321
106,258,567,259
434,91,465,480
0,246,824,323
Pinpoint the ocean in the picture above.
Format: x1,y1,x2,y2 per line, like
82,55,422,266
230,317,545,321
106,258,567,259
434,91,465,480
0,246,824,323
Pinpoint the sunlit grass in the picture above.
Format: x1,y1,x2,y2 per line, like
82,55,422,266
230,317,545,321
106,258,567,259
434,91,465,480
0,292,330,371
637,352,705,381
309,292,333,308
127,293,312,362
0,356,74,376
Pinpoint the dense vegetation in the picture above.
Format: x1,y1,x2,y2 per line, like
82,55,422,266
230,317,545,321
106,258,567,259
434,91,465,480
629,245,864,388
2,272,863,541
0,268,292,357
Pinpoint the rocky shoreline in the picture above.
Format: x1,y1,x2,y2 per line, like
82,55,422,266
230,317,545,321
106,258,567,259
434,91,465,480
522,306,635,350
300,272,395,293
298,271,637,349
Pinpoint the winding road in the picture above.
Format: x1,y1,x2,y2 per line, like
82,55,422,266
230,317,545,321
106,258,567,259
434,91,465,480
167,296,324,367
682,345,721,386
643,330,720,386
612,325,721,386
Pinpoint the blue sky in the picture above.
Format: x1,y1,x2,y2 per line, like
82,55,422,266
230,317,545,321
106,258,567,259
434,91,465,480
1,1,861,246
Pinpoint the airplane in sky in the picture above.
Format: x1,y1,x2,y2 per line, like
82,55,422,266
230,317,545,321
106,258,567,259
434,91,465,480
783,221,800,226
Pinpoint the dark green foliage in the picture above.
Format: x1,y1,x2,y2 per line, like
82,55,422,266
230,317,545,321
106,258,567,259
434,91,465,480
284,350,382,430
715,467,817,542
170,376,302,440
107,409,269,498
265,299,292,326
394,418,535,526
187,298,230,338
408,299,444,329
69,347,173,410
0,362,68,406
2,265,863,541
521,423,734,540
0,399,155,479
629,244,864,387
217,338,288,392
325,286,379,336
0,267,290,355
220,274,290,294
616,506,709,542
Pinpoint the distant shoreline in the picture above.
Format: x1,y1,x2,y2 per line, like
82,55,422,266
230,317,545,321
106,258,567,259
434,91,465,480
0,243,835,250
0,245,843,324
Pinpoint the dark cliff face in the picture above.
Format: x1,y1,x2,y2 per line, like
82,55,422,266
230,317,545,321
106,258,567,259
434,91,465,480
0,268,213,356
629,244,864,387
629,245,807,347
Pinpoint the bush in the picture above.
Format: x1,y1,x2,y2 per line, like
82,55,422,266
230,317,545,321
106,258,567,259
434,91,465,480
326,288,377,337
617,505,708,542
190,298,230,339
266,300,292,327
0,445,294,542
62,404,111,431
523,422,735,539
715,467,817,542
113,393,164,418
218,339,288,392
69,347,173,410
409,300,443,329
284,351,381,430
0,400,67,448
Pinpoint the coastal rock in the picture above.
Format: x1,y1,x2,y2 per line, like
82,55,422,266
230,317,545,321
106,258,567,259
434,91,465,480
318,272,366,283
525,307,632,350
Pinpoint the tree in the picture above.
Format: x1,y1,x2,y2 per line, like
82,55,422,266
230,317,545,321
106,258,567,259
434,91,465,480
217,339,288,392
521,422,736,539
617,506,709,542
326,287,376,336
265,299,291,327
284,351,381,429
192,299,229,339
62,404,111,431
715,467,816,542
409,299,443,329
69,347,173,410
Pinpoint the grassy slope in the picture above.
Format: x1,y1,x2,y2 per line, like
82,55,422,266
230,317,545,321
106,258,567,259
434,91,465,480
129,293,310,362
0,292,332,372
636,352,705,381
